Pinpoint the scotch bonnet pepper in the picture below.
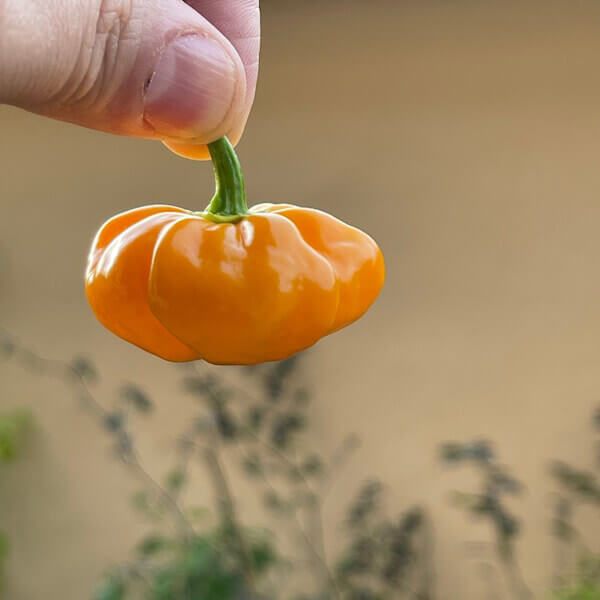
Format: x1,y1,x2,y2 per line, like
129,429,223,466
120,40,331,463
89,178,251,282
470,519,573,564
85,138,385,365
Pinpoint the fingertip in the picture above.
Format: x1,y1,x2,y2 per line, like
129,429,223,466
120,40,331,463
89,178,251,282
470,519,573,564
162,140,211,160
161,122,243,160
143,34,246,143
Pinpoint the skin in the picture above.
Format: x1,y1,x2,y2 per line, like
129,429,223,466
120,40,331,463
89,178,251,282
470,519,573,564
85,205,385,365
0,0,260,159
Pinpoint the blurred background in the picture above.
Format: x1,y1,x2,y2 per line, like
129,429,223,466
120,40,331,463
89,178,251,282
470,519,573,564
2,1,600,599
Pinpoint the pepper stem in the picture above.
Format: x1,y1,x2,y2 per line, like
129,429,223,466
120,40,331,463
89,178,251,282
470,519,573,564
203,137,248,223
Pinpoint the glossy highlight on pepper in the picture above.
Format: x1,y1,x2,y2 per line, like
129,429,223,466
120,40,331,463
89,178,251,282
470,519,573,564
85,138,385,365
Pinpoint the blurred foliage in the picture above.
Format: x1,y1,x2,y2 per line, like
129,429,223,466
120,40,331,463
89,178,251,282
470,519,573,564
440,405,600,600
551,463,600,505
94,530,275,600
0,407,31,460
3,327,600,600
547,411,600,600
93,575,126,600
90,356,433,600
335,484,431,600
0,331,431,600
0,406,33,594
552,585,600,600
440,438,531,600
440,439,523,559
551,555,600,600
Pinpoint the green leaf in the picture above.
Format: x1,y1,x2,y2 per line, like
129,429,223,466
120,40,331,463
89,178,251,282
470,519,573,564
103,412,124,433
0,408,32,461
450,491,481,510
165,469,186,493
347,480,383,528
440,442,464,463
185,506,209,523
250,539,277,573
0,533,9,563
131,490,149,510
263,491,289,514
71,356,98,383
301,455,323,476
552,582,600,600
137,534,168,557
215,408,237,440
130,490,164,522
183,374,218,396
120,384,153,413
93,575,126,600
148,537,244,600
242,453,262,476
551,462,600,503
464,439,494,463
246,407,265,432
270,412,305,448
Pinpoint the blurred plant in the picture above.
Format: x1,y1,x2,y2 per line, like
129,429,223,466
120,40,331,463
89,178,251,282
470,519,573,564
549,555,600,600
549,407,600,598
7,322,599,600
439,439,532,600
551,584,600,600
440,405,600,600
0,407,31,461
0,329,432,600
334,483,434,600
0,404,33,593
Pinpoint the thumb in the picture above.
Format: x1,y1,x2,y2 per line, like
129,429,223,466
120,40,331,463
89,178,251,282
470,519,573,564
0,0,249,158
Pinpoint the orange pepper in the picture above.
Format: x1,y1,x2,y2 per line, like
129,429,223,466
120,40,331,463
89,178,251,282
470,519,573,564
85,138,384,365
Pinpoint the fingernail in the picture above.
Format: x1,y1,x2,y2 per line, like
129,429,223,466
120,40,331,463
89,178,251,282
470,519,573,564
144,35,236,140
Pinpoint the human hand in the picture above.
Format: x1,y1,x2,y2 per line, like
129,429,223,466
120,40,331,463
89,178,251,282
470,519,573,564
0,0,260,159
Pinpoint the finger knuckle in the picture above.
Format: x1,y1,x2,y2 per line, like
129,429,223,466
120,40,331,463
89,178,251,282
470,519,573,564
57,0,140,110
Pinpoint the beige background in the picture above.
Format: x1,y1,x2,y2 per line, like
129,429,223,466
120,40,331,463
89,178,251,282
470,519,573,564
2,1,600,598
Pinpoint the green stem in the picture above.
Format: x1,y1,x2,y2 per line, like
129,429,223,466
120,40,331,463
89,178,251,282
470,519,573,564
203,136,248,223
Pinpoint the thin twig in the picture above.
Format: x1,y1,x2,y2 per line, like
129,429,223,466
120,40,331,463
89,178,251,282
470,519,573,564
245,429,336,584
1,329,195,539
320,435,360,501
123,449,195,539
200,432,258,595
235,439,341,599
